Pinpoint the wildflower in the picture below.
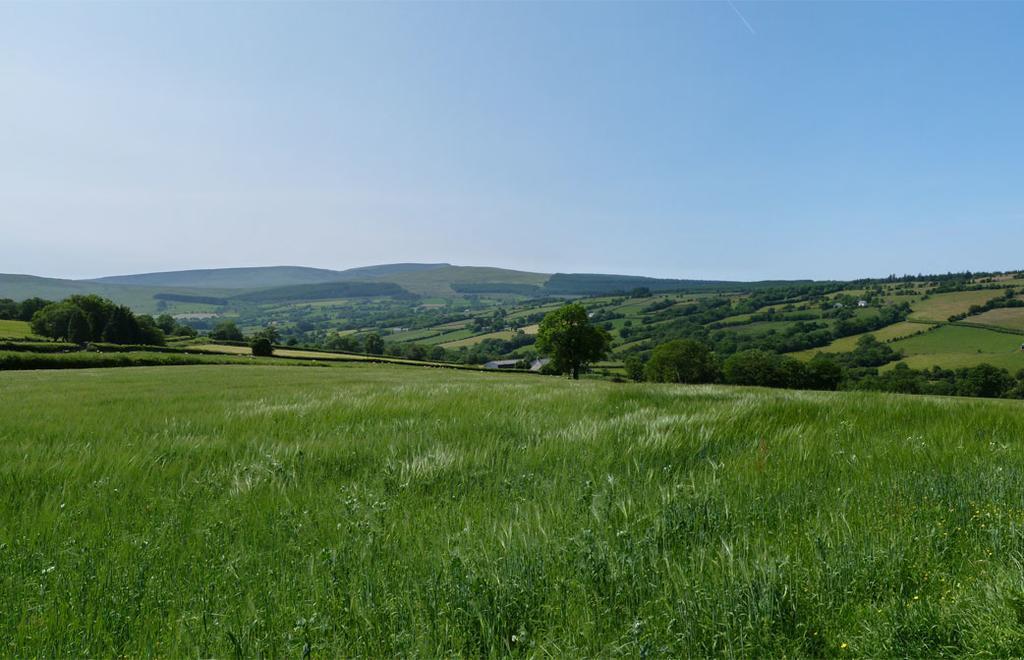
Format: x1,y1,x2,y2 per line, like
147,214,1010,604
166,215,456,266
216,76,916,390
841,642,848,649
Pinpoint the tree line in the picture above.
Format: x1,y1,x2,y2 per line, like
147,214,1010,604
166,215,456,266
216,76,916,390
24,295,197,345
628,335,1024,399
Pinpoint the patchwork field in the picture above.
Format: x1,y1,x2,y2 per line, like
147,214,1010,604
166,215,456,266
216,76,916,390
884,325,1024,371
968,307,1024,332
4,364,1024,655
907,290,1002,322
792,321,930,357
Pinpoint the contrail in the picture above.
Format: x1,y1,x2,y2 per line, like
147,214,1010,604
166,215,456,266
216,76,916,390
727,0,756,35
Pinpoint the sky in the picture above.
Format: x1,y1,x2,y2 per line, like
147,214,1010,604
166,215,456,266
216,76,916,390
2,1,1023,282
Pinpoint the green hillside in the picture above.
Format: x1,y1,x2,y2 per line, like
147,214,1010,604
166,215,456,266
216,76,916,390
0,274,239,314
89,263,453,289
373,265,551,296
883,325,1024,371
4,364,1024,655
88,265,349,289
231,281,412,303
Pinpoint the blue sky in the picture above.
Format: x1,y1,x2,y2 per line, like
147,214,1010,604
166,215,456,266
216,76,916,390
2,2,1022,281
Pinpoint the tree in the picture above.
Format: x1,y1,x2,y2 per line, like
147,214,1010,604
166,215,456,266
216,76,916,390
958,363,1014,398
18,297,53,322
67,295,116,340
101,306,138,344
135,315,166,345
535,303,610,379
155,314,177,334
66,309,91,344
325,332,360,352
805,354,843,390
251,337,274,357
405,344,428,361
29,296,161,345
31,303,78,340
645,339,719,384
210,320,244,341
253,325,280,344
722,349,803,388
624,355,645,382
0,298,18,320
364,333,384,355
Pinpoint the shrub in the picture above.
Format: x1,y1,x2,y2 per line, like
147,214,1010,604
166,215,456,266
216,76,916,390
251,337,274,357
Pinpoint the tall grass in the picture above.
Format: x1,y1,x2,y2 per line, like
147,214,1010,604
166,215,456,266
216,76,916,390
2,365,1024,655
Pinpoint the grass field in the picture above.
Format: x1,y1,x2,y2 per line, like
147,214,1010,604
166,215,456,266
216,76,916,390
883,325,1024,371
791,321,932,357
0,319,38,339
439,329,519,349
969,307,1024,332
889,324,1023,356
5,365,1024,655
908,290,1002,322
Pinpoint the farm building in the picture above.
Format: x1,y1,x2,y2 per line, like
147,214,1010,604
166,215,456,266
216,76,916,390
483,359,520,370
483,358,551,371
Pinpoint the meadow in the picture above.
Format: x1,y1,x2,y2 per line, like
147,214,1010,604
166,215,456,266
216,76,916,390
4,364,1024,655
0,319,38,339
792,321,930,357
880,325,1024,371
907,290,1000,323
971,306,1024,332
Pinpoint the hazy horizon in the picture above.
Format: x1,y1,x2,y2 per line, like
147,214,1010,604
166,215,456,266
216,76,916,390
4,2,1023,281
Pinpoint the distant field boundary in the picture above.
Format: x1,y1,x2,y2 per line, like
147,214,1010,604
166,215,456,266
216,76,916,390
951,321,1024,337
193,342,541,374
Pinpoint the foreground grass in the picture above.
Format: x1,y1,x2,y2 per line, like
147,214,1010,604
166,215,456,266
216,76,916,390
3,365,1024,655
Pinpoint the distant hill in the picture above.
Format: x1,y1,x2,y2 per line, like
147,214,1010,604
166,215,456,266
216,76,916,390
88,263,455,290
334,263,450,279
0,263,818,312
88,266,349,289
0,274,240,313
0,264,554,311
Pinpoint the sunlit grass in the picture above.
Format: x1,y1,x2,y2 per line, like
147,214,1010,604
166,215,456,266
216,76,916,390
2,364,1024,655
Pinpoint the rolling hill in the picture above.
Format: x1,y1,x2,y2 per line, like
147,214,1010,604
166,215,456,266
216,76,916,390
2,263,774,306
87,263,453,289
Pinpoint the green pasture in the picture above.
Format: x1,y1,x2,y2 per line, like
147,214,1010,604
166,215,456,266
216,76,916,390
884,325,1024,371
4,366,1024,655
0,319,38,339
790,321,931,357
969,306,1024,332
908,290,1003,323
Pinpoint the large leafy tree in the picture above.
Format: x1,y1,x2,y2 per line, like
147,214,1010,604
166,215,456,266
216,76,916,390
210,320,244,341
66,309,91,344
645,339,719,384
364,333,385,355
101,305,138,344
536,303,610,380
30,302,78,340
